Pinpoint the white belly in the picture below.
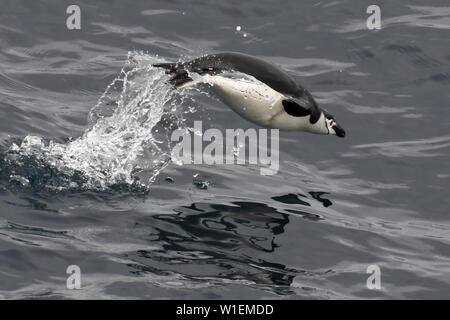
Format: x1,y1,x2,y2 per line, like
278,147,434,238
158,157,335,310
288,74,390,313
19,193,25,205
202,74,285,128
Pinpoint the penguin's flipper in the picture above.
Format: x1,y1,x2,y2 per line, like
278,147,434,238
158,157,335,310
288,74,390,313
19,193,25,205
286,91,322,123
282,96,322,123
282,99,311,117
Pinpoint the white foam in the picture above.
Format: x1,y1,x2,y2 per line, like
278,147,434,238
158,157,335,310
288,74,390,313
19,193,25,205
9,52,187,190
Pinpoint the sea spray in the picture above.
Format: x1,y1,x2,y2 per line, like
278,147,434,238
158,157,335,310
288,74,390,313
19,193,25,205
1,52,189,191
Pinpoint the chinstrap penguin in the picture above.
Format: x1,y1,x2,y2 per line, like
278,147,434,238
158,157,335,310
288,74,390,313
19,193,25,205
153,52,345,138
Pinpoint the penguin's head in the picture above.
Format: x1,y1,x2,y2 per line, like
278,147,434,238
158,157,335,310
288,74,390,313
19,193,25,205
322,110,346,138
281,98,345,137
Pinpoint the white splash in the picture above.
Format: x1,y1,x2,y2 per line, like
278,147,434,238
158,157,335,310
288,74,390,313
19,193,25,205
7,51,188,190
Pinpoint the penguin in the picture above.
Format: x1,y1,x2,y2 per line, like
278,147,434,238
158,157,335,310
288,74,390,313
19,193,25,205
153,52,345,137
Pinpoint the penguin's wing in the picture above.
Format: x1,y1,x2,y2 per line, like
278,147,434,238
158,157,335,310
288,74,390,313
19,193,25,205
282,99,311,117
282,91,322,123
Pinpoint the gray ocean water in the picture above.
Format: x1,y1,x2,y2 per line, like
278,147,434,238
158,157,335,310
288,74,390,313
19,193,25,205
0,0,449,299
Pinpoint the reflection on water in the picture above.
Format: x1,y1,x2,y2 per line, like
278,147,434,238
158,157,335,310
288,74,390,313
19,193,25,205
130,202,296,294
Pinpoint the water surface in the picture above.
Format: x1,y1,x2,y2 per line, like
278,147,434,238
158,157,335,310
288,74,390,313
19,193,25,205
0,0,449,299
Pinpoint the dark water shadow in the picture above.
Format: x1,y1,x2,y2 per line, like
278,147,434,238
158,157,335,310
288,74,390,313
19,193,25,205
127,200,332,295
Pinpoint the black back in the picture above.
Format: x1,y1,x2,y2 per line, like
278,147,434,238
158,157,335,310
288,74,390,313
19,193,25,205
185,52,304,97
154,52,323,123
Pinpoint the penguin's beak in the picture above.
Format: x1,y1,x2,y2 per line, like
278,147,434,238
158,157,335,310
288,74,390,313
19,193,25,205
332,124,346,138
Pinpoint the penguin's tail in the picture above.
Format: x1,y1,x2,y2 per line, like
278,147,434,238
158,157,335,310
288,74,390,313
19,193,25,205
152,62,178,71
153,62,194,88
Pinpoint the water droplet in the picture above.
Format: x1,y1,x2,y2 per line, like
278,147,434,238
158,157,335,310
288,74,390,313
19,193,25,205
165,177,174,183
193,178,210,190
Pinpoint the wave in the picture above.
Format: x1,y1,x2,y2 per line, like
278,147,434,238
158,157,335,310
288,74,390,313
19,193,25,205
350,135,450,158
